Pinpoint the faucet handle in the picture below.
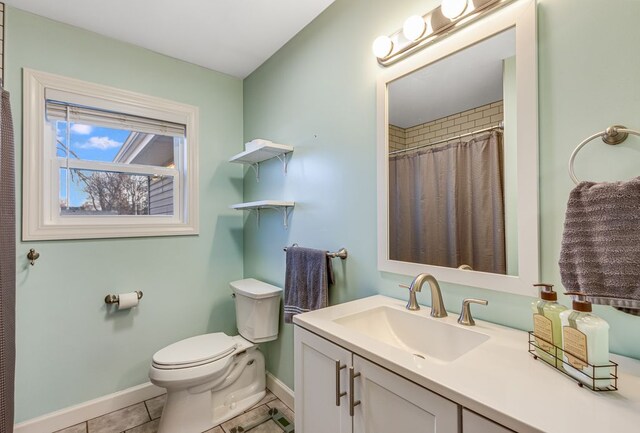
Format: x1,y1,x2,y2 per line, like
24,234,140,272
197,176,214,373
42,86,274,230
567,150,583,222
401,284,420,311
457,298,488,326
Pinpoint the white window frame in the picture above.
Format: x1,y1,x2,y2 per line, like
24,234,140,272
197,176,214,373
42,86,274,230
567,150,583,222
23,68,200,240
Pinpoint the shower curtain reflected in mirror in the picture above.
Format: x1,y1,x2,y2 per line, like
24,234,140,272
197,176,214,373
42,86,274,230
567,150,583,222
389,131,506,274
0,87,15,432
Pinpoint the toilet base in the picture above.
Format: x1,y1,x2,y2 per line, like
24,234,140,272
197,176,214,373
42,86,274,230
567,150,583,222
211,389,266,426
155,341,267,433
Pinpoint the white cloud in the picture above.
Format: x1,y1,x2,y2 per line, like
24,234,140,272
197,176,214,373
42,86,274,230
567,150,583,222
71,124,93,135
77,136,122,150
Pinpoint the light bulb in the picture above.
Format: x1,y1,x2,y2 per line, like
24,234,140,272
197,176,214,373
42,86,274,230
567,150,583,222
372,35,393,58
441,0,468,19
403,15,426,41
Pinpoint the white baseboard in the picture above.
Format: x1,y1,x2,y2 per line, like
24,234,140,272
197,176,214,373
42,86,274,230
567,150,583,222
266,371,294,411
15,374,292,433
14,382,165,433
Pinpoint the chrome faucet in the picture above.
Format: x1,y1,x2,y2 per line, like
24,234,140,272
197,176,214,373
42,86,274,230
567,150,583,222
404,273,448,318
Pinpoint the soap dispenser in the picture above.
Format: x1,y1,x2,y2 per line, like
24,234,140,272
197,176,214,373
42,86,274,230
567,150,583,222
531,283,567,367
559,294,610,388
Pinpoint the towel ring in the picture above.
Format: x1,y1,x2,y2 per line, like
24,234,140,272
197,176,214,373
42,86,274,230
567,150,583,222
569,125,640,184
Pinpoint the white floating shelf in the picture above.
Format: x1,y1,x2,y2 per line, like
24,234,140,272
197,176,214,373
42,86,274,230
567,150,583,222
229,143,293,165
230,200,294,210
229,142,294,181
230,200,295,229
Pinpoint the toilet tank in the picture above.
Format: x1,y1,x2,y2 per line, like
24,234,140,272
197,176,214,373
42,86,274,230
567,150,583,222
230,278,282,343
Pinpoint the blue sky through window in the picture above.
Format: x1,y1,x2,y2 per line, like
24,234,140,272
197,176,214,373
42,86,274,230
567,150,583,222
56,122,130,162
57,121,131,207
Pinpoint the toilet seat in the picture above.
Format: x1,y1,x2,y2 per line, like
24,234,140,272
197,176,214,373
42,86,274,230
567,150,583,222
152,333,237,370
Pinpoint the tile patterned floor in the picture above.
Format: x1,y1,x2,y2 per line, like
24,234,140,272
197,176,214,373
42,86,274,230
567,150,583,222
53,390,293,433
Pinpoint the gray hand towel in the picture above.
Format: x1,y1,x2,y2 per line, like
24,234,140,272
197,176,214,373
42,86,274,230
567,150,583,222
559,176,640,315
284,246,335,323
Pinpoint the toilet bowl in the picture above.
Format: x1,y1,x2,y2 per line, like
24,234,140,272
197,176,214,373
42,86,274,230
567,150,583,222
149,279,282,433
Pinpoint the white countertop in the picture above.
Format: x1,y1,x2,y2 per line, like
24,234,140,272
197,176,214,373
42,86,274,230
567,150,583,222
293,295,640,433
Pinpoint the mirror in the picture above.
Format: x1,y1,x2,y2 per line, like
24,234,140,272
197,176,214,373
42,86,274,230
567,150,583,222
377,0,539,296
388,28,516,276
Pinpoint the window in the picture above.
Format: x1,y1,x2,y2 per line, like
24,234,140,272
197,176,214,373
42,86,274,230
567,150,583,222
23,69,199,240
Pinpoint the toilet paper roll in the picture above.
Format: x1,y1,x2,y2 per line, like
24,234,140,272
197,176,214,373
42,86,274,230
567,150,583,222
118,292,139,310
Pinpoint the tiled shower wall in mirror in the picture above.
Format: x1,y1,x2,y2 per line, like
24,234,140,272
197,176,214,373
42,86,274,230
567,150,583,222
388,100,504,153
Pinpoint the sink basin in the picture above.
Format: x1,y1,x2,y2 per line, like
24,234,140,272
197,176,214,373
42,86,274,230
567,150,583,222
333,306,489,362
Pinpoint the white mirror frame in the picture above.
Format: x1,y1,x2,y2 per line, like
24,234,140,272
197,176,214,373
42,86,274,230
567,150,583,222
376,0,539,296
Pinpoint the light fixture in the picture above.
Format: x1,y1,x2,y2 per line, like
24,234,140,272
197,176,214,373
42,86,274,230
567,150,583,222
403,15,426,41
372,35,394,58
441,0,468,19
372,0,514,65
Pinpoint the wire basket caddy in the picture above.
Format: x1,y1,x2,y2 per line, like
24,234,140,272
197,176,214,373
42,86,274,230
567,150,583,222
527,331,618,392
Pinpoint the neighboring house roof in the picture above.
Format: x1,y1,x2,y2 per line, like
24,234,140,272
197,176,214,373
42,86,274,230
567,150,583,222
112,132,174,167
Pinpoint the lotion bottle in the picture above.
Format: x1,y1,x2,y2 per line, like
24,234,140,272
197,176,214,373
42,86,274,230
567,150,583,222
531,284,567,367
559,294,610,388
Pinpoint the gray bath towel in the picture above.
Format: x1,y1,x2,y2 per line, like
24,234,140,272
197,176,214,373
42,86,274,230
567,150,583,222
559,177,640,315
284,246,334,323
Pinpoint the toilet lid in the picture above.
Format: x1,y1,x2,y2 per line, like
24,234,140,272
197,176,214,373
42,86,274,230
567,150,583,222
152,333,237,367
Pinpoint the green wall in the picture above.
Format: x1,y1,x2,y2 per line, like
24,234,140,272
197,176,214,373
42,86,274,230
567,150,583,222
9,0,640,422
243,0,640,390
7,8,245,422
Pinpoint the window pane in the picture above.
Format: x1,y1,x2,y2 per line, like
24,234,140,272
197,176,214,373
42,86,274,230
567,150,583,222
55,121,68,158
54,121,178,168
59,168,174,216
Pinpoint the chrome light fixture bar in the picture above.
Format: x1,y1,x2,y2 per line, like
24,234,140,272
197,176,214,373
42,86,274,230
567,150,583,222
373,0,515,66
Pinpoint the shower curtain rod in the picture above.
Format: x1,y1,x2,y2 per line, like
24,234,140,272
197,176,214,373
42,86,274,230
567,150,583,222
389,122,503,156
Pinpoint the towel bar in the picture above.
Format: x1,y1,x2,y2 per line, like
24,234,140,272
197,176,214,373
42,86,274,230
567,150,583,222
283,244,348,260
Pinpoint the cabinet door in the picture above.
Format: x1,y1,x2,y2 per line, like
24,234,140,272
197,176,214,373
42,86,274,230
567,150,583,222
463,409,514,433
294,326,352,433
352,355,459,433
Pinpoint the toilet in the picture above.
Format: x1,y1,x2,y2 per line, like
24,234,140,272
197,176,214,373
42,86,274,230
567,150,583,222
149,278,282,433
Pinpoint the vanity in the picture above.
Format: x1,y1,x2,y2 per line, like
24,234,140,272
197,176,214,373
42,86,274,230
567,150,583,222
293,295,640,433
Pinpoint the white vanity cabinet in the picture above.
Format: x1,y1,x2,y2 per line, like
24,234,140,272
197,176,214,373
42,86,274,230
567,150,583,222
293,295,640,433
463,409,515,433
353,355,458,433
294,326,352,433
294,326,459,433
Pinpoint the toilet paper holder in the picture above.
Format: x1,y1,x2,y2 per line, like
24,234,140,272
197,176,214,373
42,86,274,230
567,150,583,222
105,291,143,305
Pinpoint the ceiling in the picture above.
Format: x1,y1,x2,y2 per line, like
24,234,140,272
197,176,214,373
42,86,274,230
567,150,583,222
389,28,516,129
4,0,335,78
